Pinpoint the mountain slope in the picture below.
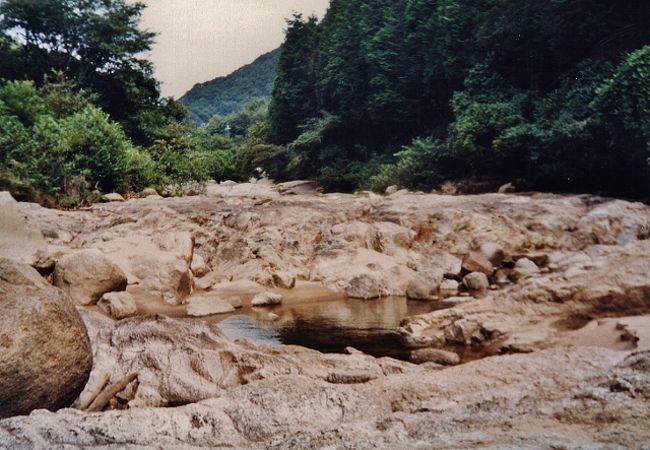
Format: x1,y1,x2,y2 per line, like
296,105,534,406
181,48,280,124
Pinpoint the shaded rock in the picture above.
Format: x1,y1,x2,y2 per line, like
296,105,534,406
512,258,540,282
463,272,489,294
0,259,92,419
498,182,515,193
0,192,47,266
190,253,210,277
102,193,125,202
186,294,236,317
439,279,460,298
251,292,283,307
462,252,493,276
272,272,296,289
480,242,505,267
409,348,461,366
53,249,127,306
98,291,137,320
345,274,381,300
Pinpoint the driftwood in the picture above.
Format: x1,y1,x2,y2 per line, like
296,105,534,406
85,373,138,413
75,372,110,410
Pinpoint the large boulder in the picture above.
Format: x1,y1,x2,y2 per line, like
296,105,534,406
0,192,47,266
0,259,92,419
53,249,127,306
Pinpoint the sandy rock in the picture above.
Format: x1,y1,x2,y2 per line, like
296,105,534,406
409,348,461,366
272,272,296,289
511,257,540,282
53,249,127,306
345,274,381,300
463,272,489,294
186,294,236,317
102,193,125,202
480,242,505,267
98,291,137,320
439,279,460,298
0,259,92,419
227,297,243,309
462,251,493,276
190,253,210,277
0,192,47,266
405,277,437,301
251,292,283,306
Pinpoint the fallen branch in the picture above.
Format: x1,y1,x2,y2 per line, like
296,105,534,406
75,372,110,410
85,373,138,413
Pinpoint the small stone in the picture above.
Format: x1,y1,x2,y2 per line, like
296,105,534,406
98,291,138,320
439,279,460,298
102,193,125,202
480,242,505,267
463,272,489,294
406,277,437,301
190,254,210,277
498,182,515,193
511,258,540,282
251,292,283,307
141,188,158,197
462,252,494,276
409,348,461,366
267,312,280,321
227,297,243,309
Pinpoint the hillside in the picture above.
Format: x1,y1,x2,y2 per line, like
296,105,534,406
181,48,280,123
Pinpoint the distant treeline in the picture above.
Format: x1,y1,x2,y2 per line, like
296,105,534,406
259,0,650,197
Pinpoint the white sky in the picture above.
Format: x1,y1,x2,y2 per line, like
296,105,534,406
136,0,330,98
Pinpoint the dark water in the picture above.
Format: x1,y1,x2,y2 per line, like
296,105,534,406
215,297,445,360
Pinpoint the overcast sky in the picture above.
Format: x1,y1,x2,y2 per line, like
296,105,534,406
136,0,330,98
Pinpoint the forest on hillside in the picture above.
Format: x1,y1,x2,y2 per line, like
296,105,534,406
1,0,650,206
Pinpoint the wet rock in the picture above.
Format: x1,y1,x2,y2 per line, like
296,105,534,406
409,348,460,366
251,292,283,306
511,258,540,282
462,251,493,276
346,274,381,300
439,279,460,298
53,249,127,306
0,192,47,266
186,294,236,317
98,291,137,320
0,259,92,419
102,193,125,202
463,272,489,295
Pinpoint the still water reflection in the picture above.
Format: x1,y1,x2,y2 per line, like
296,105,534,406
215,297,444,359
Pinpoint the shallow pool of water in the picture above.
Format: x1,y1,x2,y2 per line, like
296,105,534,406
213,297,445,359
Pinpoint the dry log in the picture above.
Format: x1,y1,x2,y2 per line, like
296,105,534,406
75,372,110,410
85,373,138,413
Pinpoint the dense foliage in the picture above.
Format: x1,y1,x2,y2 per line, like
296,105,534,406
0,0,248,206
260,1,650,197
181,49,280,124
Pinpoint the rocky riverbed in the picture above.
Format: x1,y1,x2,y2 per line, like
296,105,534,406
1,181,649,449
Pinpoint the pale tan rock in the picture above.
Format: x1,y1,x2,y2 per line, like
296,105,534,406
405,277,437,301
186,294,235,317
439,279,460,298
98,291,137,319
409,348,461,366
0,192,47,266
251,292,283,306
272,272,296,289
102,193,125,202
53,249,127,306
190,253,210,277
141,188,158,197
480,242,505,267
463,272,489,294
512,258,540,282
462,251,494,275
345,274,381,300
0,259,92,418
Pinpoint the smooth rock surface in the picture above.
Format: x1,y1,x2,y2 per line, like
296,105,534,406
98,291,137,319
53,249,127,306
0,259,92,419
251,291,283,306
186,294,236,317
0,192,47,266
